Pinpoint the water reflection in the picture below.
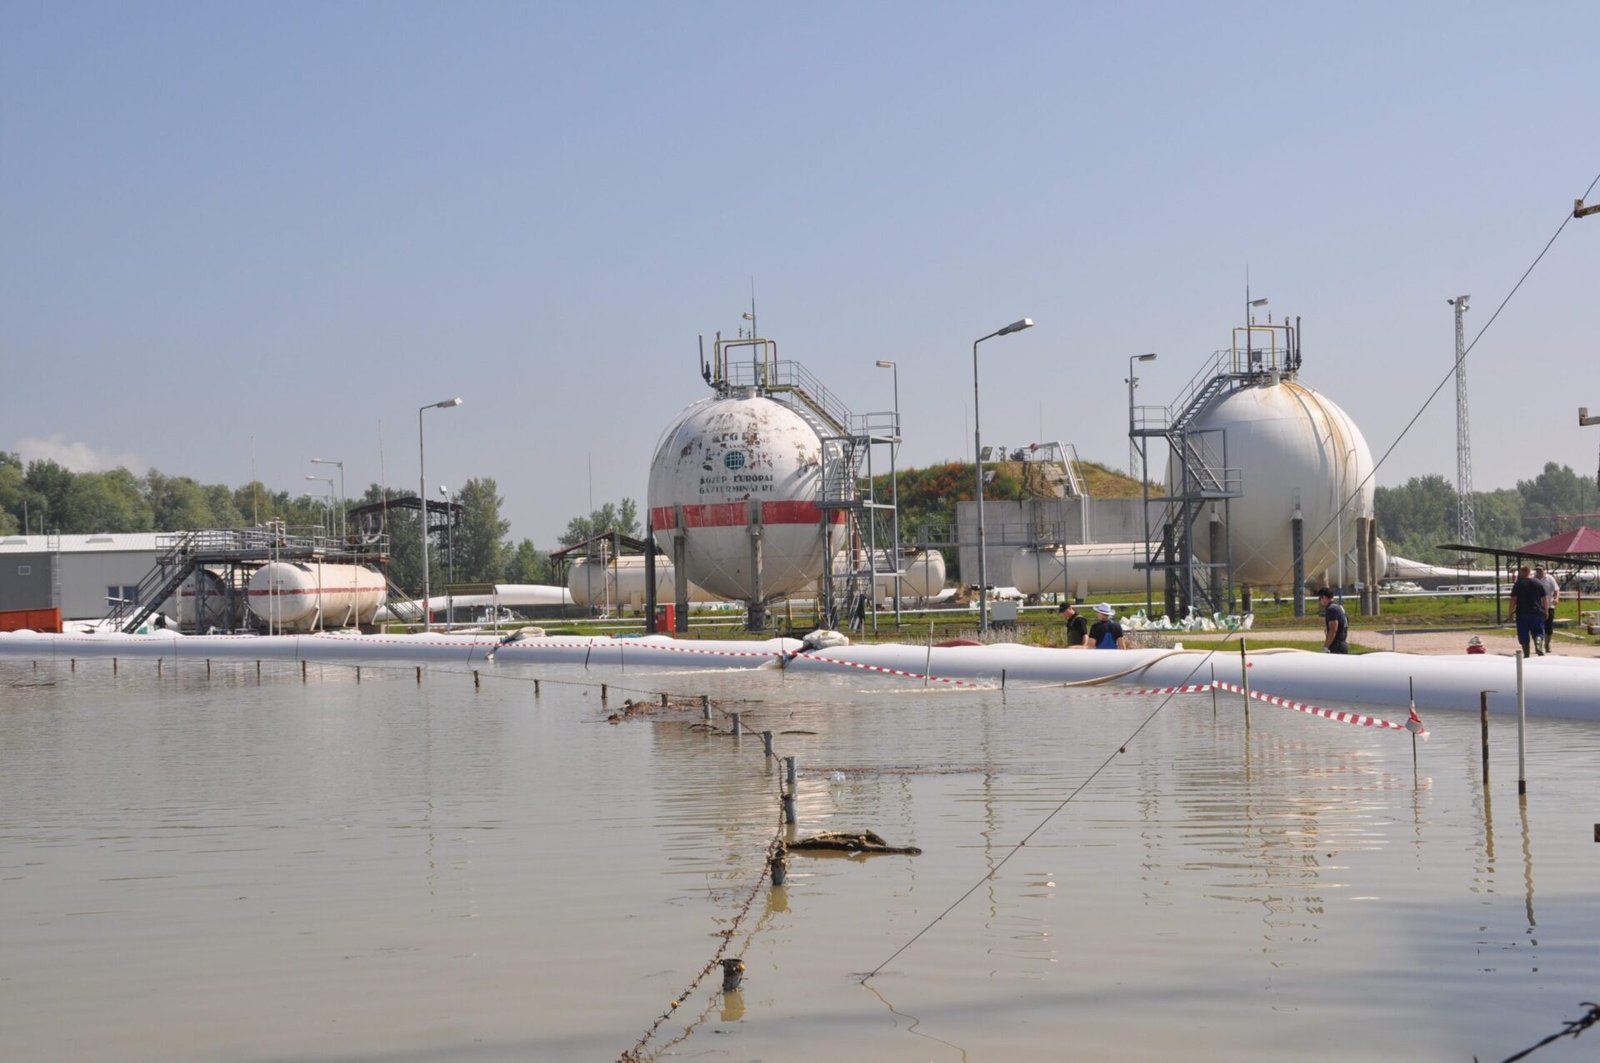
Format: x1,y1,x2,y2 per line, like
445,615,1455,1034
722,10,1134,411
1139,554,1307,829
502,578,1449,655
2,661,1597,1062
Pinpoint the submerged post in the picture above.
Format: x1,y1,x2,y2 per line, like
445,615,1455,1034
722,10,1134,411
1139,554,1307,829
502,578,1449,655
1515,654,1527,795
1480,690,1492,785
721,958,745,993
782,791,796,824
1239,639,1250,726
762,730,774,757
770,846,787,887
784,755,796,788
1408,676,1418,774
731,712,742,736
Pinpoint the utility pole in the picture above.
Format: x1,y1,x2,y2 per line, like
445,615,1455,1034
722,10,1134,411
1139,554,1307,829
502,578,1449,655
1582,408,1600,493
1448,296,1474,557
1578,198,1597,486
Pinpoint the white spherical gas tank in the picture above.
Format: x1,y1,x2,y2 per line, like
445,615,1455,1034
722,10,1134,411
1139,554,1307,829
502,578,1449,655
648,392,846,602
1173,379,1374,590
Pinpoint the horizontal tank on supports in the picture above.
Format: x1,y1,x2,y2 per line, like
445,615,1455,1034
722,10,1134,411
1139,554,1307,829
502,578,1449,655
246,562,387,632
648,389,847,605
877,547,945,599
174,568,247,631
566,555,713,609
1011,543,1167,600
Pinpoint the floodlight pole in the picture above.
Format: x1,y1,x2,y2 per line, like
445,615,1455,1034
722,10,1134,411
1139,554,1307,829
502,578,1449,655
974,318,1034,635
418,397,462,630
876,359,902,625
311,458,346,539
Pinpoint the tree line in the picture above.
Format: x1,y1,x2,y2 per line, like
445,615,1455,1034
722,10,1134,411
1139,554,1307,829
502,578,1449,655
0,453,555,592
1373,462,1597,565
7,448,1591,587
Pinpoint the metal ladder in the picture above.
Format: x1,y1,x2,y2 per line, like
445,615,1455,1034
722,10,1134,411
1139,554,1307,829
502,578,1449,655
107,531,202,633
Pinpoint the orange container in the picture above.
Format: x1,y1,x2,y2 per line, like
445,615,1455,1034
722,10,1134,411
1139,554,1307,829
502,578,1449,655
0,607,62,633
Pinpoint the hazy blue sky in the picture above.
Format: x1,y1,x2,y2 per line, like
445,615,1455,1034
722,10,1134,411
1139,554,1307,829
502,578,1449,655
3,2,1596,546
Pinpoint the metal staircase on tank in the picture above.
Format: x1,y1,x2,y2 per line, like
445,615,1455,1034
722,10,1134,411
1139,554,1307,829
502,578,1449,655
104,526,393,634
104,531,202,633
708,334,890,630
1133,323,1301,621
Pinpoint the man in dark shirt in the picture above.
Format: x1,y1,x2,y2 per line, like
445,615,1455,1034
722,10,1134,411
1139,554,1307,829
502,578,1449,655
1088,603,1127,649
1318,587,1348,654
1509,565,1548,658
1058,602,1089,648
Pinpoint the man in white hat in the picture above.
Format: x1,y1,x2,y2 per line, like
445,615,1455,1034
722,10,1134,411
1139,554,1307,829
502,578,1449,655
1088,603,1128,649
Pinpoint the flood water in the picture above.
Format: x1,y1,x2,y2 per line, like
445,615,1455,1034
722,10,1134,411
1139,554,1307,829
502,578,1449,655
2,653,1597,1062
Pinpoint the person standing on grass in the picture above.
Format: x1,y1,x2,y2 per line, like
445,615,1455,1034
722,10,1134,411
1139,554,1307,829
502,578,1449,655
1534,565,1560,653
1058,602,1089,648
1509,565,1548,658
1317,587,1348,654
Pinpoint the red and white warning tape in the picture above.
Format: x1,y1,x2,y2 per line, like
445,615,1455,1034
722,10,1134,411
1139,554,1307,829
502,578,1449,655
796,655,980,687
1111,683,1214,696
1210,680,1426,736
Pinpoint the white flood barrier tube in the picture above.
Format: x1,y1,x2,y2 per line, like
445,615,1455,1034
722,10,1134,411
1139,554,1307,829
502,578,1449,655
3,632,1594,722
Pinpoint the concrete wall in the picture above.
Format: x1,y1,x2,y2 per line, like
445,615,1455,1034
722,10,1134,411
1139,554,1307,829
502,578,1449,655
0,553,56,613
58,549,165,619
0,548,166,619
953,497,1151,588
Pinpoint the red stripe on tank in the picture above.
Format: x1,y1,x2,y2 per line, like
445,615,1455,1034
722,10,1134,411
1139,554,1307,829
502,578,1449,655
650,501,848,530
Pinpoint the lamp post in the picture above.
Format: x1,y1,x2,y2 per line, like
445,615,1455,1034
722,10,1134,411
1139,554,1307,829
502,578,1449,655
876,359,902,624
304,475,336,537
974,318,1034,635
1126,353,1157,480
311,457,345,539
419,397,463,631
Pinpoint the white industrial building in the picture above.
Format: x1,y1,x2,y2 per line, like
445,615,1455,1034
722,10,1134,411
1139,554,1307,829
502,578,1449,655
0,534,168,621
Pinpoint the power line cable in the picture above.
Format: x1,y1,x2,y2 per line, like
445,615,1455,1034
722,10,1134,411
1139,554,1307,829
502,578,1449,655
864,171,1600,983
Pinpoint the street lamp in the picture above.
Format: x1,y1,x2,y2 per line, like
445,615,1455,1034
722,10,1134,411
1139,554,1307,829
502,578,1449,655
1126,353,1157,480
974,318,1034,635
876,359,902,624
310,457,345,539
419,397,463,630
304,475,336,537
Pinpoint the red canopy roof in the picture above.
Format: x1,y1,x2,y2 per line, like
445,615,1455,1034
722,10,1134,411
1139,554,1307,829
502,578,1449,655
1518,526,1600,556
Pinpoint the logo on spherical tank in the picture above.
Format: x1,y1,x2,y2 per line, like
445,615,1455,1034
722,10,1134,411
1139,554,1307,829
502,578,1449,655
648,394,847,602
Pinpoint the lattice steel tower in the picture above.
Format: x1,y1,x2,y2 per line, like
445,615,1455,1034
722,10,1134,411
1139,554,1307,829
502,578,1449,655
1449,295,1475,548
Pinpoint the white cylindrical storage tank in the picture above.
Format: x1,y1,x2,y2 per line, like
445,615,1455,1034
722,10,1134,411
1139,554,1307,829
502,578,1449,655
871,547,947,600
174,568,245,630
648,392,846,603
1171,379,1374,591
566,555,716,609
246,562,388,632
1011,544,1154,599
